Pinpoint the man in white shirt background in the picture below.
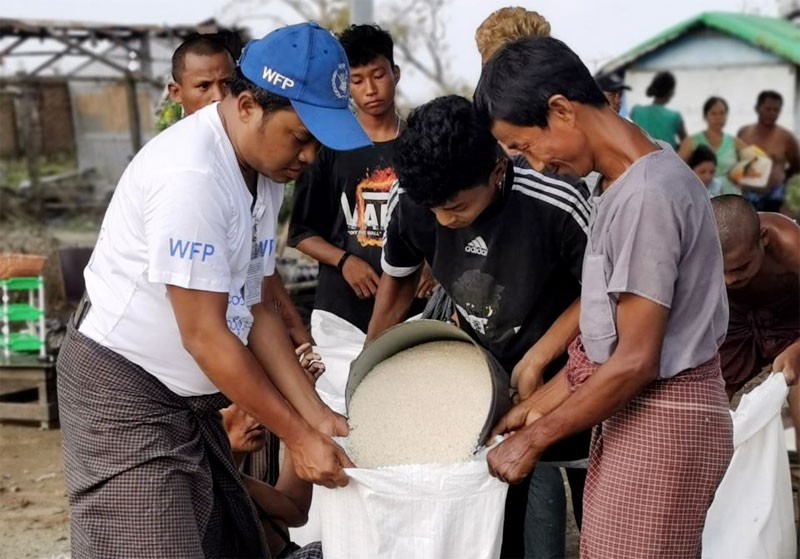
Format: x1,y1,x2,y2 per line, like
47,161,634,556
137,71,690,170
56,22,370,558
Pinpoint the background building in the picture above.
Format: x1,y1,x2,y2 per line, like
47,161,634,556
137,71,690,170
600,12,800,135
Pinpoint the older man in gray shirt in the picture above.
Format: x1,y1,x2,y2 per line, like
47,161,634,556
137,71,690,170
477,36,733,558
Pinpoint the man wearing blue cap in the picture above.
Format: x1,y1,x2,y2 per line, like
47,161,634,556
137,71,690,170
57,22,370,558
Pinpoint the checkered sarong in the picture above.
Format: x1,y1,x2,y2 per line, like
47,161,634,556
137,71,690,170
57,323,269,558
282,541,323,559
564,340,733,558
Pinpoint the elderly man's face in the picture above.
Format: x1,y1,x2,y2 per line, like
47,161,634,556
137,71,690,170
221,404,267,454
490,116,591,180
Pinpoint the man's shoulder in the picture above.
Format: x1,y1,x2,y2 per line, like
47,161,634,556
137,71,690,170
141,113,222,175
777,125,799,143
391,184,435,231
737,123,756,138
762,212,800,245
641,149,699,194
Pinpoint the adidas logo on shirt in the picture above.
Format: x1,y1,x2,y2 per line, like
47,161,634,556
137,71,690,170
465,236,488,256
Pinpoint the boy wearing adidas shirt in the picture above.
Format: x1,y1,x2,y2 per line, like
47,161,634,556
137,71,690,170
367,95,591,557
57,23,369,558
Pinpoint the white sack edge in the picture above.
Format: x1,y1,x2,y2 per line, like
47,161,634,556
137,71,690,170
702,372,795,559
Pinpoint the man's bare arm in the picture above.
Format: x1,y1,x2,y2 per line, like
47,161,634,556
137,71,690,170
166,286,352,487
295,235,345,268
296,236,380,299
248,302,347,437
511,298,580,400
365,272,419,343
262,274,311,347
762,212,800,271
784,130,800,179
273,453,312,526
242,472,309,527
488,293,668,482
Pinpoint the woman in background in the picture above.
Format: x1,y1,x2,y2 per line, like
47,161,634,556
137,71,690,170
679,96,746,195
631,71,686,149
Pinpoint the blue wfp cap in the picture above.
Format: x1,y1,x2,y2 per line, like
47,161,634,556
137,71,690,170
239,22,371,151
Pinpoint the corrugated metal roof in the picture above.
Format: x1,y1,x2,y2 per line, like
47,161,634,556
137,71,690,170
600,11,800,74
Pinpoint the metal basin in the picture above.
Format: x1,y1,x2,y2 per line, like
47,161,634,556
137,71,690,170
345,320,512,447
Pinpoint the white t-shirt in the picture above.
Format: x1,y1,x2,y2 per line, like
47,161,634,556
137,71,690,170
80,103,284,396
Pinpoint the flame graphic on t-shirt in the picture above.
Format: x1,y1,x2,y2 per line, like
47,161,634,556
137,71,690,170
354,167,396,247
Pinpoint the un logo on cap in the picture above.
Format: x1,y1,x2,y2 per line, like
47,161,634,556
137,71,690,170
332,63,348,100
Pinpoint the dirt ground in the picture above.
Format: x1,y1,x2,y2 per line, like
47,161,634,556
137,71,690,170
0,423,69,559
2,369,795,558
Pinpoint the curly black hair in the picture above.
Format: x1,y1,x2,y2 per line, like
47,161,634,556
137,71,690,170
393,95,498,208
337,24,395,68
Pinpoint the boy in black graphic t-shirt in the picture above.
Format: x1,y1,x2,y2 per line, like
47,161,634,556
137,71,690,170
289,24,430,332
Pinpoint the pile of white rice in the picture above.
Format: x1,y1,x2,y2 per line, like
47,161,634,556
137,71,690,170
347,340,492,468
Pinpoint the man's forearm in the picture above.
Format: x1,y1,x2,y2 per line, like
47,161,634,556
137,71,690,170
528,298,580,367
526,351,656,452
274,454,312,524
366,272,418,342
186,328,312,447
249,303,328,426
525,369,572,416
263,274,311,346
243,475,308,527
296,236,345,268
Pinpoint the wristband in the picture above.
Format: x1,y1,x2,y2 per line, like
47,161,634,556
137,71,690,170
337,251,352,272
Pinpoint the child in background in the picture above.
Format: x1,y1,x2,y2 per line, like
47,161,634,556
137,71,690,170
689,144,722,197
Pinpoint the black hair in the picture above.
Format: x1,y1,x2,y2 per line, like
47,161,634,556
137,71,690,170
702,96,728,116
172,34,233,82
711,194,761,252
645,71,676,98
337,24,395,68
394,95,499,208
756,90,783,107
474,36,607,128
688,144,717,170
229,66,292,117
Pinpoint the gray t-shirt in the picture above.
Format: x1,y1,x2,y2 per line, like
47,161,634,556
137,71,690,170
579,148,728,379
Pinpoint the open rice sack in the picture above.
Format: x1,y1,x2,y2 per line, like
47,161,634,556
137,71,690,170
316,322,512,558
317,443,508,559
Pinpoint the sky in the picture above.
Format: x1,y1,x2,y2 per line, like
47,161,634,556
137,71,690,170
1,0,783,103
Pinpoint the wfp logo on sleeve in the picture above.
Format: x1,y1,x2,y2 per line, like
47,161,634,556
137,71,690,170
169,238,215,262
465,236,488,256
